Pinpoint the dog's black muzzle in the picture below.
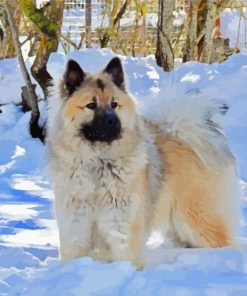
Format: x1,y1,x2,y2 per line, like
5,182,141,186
80,108,121,143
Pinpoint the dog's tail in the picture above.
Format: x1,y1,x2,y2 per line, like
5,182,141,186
139,88,236,171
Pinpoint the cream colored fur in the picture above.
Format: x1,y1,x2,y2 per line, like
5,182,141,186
47,62,240,268
47,69,161,268
144,88,240,248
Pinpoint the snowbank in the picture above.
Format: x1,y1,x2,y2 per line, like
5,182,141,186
0,48,247,295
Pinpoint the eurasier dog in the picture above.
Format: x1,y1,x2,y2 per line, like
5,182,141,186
47,57,240,268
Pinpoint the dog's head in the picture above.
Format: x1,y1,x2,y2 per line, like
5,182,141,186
58,57,138,145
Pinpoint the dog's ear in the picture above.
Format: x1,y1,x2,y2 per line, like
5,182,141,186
104,57,125,90
64,60,86,95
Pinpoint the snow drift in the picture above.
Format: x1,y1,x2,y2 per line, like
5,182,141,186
0,48,247,295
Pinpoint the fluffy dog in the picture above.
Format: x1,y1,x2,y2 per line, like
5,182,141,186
47,57,240,268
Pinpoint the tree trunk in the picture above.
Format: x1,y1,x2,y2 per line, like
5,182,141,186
186,0,204,61
182,0,209,62
201,0,218,63
189,2,199,60
155,0,175,71
5,3,43,140
0,26,14,58
31,33,54,100
19,0,64,100
85,0,92,48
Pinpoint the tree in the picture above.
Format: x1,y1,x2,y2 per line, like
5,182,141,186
179,0,247,63
201,0,219,63
85,0,92,48
182,0,201,61
201,0,247,62
5,2,43,140
0,0,18,58
18,0,64,99
98,0,130,48
155,0,175,71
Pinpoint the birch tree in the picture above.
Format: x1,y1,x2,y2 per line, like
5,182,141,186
155,0,175,71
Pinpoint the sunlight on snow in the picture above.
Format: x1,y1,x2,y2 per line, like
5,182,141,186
149,86,161,93
146,231,164,249
0,203,39,220
181,72,201,83
146,70,160,80
1,228,59,247
0,145,25,174
11,145,26,159
0,160,15,174
11,174,54,200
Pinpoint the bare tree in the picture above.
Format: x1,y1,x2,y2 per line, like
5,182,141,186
155,0,175,71
5,2,43,140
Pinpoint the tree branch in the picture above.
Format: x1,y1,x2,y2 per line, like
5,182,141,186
114,0,130,26
4,2,43,140
18,0,58,37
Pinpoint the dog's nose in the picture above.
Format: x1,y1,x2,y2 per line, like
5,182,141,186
105,113,120,127
80,108,121,143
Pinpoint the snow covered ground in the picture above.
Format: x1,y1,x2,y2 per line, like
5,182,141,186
0,48,247,295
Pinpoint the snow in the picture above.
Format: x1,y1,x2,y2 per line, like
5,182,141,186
0,203,38,220
221,8,247,51
0,48,247,295
180,71,201,83
173,10,186,27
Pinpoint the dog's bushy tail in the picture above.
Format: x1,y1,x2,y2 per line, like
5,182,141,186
139,87,236,171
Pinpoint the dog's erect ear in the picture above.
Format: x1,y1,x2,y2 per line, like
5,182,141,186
64,60,86,95
104,57,125,90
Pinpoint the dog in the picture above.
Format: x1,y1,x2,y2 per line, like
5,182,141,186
47,57,240,268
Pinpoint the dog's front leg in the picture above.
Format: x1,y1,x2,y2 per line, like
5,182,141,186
97,200,146,269
57,208,93,262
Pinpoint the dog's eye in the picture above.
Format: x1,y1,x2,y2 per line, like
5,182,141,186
86,102,97,110
111,101,118,109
